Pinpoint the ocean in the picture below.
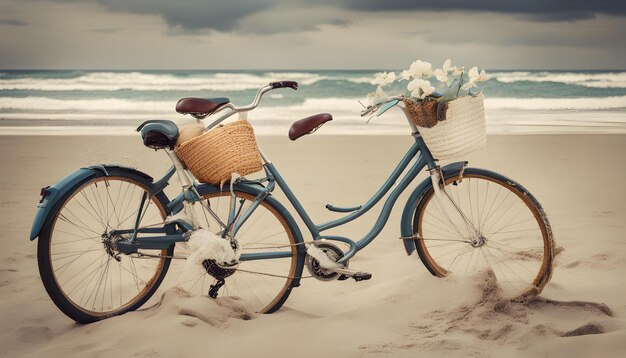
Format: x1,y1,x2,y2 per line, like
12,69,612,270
1,70,625,135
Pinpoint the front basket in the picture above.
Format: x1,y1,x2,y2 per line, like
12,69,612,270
415,93,486,160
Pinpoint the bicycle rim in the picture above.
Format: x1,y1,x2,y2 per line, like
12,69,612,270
415,171,553,299
44,176,169,317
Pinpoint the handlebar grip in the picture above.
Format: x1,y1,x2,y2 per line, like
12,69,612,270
270,81,298,90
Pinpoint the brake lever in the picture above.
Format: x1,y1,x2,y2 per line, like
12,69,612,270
360,105,378,117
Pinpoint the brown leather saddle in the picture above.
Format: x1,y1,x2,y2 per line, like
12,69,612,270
176,97,230,117
289,113,332,141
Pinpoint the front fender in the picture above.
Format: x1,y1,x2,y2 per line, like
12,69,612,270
400,161,467,255
29,165,153,241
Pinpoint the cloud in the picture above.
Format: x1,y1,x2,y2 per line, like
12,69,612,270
0,19,28,26
47,0,346,34
92,0,279,32
338,0,626,22
40,0,626,35
423,18,626,48
237,6,350,34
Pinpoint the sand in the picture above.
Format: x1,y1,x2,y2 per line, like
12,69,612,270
0,134,625,357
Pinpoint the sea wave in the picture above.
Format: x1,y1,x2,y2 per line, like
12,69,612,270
0,96,173,112
2,95,626,135
491,71,626,89
486,96,626,110
0,96,363,122
2,96,625,115
0,71,374,92
4,70,625,92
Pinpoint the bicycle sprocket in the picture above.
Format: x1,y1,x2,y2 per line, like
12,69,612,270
305,242,348,281
202,259,236,280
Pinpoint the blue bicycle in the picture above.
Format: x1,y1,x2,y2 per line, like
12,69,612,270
31,81,555,323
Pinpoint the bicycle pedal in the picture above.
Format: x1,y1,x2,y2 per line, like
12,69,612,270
352,272,372,282
332,267,371,281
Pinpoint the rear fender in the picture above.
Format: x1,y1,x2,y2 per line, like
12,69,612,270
400,161,467,255
29,165,154,241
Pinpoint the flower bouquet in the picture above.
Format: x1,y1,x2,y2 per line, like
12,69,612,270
367,59,489,160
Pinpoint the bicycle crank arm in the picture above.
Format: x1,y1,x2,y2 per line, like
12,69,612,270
330,267,372,282
305,243,371,281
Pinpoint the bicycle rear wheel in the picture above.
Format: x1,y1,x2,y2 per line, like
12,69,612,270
413,168,554,299
177,190,300,314
37,172,173,323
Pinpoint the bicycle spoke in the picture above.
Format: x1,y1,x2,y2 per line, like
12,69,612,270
47,176,168,318
177,191,296,314
417,172,551,299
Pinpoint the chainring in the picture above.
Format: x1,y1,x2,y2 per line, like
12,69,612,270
305,242,349,281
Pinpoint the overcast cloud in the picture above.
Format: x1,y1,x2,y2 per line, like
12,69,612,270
339,0,626,22
0,0,624,69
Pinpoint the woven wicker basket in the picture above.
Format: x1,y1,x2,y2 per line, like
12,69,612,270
175,120,263,185
412,93,486,160
403,99,448,128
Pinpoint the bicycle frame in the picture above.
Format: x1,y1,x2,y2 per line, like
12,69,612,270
258,134,437,264
128,133,435,261
107,89,456,267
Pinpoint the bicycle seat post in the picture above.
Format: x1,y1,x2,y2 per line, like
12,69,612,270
165,149,193,191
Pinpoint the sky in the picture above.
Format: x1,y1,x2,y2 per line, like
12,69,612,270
1,0,625,70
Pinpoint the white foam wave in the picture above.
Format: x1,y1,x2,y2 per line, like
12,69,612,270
492,71,626,88
264,72,374,84
485,96,626,110
0,71,374,92
0,72,268,92
0,96,173,112
2,95,626,135
263,72,324,83
3,96,625,116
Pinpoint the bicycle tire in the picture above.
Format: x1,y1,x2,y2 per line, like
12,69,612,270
37,169,173,323
412,168,555,299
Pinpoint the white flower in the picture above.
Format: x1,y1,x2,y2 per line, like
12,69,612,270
400,69,412,80
367,86,387,105
372,71,396,86
407,78,435,99
433,70,447,82
433,58,452,82
451,66,464,76
406,59,433,79
462,67,488,90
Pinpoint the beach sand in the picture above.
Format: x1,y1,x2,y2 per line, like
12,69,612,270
0,134,624,357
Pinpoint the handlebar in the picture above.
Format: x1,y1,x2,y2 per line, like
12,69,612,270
205,81,298,130
270,81,298,90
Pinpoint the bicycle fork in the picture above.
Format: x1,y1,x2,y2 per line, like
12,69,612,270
428,166,481,239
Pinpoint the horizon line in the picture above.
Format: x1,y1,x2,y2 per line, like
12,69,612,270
1,68,625,72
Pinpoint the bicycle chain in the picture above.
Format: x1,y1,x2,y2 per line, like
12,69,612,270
130,248,313,280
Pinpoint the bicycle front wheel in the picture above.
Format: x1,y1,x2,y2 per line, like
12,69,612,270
413,168,555,299
177,190,300,314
